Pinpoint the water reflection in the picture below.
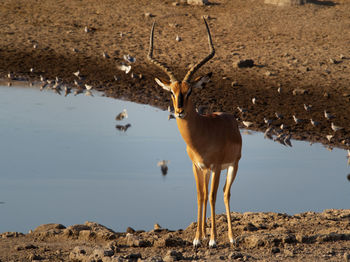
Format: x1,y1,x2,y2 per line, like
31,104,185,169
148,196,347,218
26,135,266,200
0,84,349,234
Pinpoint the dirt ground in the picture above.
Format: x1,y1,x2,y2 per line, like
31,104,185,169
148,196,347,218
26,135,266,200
1,0,350,260
1,210,350,261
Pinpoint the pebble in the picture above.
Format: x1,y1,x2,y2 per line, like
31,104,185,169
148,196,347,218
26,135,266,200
187,0,209,5
292,88,308,95
144,12,154,18
264,70,272,76
231,81,239,87
271,247,280,254
126,227,135,234
163,250,183,262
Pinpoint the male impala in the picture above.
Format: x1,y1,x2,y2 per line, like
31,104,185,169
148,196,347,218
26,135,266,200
147,18,242,247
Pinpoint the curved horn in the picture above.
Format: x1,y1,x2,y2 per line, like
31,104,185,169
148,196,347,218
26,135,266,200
183,17,215,83
147,21,177,83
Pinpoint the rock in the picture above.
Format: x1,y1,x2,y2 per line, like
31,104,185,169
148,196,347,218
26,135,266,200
125,253,142,260
231,81,239,87
296,233,316,243
317,233,350,242
187,0,209,5
144,12,155,18
154,236,188,247
163,250,183,262
232,59,255,68
0,232,24,238
229,252,243,259
79,230,95,240
284,249,295,257
126,227,136,233
69,246,88,261
264,0,305,6
149,256,164,262
244,222,259,232
292,88,308,95
126,234,151,247
28,253,42,260
33,223,66,233
264,70,272,76
89,247,114,260
271,247,280,254
25,244,38,250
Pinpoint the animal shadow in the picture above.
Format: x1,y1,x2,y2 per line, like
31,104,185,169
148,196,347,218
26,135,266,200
306,0,336,6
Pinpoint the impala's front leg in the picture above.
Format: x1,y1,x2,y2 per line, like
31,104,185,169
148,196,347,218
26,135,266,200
201,169,210,239
209,166,221,248
193,163,205,247
224,161,239,244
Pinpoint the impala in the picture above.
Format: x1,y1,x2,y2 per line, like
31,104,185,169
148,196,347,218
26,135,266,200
147,17,242,247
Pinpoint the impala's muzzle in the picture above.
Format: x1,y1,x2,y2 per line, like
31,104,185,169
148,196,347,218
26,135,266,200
175,109,186,119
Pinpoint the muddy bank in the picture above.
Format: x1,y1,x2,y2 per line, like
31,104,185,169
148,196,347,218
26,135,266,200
1,0,350,149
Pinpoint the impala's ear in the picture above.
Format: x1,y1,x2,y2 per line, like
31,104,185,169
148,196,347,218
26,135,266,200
193,72,212,89
155,78,171,92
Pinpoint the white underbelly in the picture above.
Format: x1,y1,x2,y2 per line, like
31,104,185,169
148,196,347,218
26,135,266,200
196,162,233,171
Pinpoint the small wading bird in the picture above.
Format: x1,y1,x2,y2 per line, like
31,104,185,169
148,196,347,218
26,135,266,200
324,110,334,120
147,17,242,248
304,104,312,112
331,122,343,132
123,54,136,63
157,160,170,176
310,119,319,127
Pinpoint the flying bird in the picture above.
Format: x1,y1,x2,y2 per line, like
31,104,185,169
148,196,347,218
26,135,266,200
118,64,132,74
242,121,253,128
73,70,80,77
123,54,136,63
85,84,93,90
116,123,131,132
326,134,333,142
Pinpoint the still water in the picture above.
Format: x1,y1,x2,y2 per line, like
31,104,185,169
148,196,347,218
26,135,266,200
0,85,349,234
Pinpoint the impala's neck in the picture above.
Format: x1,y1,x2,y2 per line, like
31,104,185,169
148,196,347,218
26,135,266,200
175,99,202,149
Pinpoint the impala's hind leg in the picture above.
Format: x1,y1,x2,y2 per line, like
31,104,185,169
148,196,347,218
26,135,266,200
223,161,239,244
208,166,221,248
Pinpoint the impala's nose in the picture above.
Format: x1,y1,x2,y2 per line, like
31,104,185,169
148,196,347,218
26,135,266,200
175,108,186,119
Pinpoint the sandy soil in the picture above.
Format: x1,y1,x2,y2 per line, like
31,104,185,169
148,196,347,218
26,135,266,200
1,0,350,260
